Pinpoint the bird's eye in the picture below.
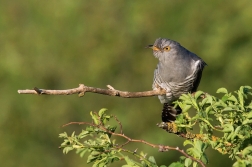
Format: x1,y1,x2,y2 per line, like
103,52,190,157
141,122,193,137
164,46,170,52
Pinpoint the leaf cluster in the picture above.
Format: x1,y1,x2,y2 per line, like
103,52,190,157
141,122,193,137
175,86,252,167
59,86,252,167
59,109,162,167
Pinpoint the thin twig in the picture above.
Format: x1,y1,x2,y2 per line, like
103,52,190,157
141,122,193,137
118,140,131,148
113,115,123,134
18,84,166,98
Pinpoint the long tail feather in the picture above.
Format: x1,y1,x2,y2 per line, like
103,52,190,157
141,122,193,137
161,103,182,122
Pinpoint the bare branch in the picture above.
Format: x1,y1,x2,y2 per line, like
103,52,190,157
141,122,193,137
17,84,166,98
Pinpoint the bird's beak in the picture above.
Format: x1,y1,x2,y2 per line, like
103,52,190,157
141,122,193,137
146,45,153,49
146,45,160,51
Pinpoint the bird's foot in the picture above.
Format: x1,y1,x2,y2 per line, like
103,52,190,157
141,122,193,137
156,122,179,134
157,122,195,139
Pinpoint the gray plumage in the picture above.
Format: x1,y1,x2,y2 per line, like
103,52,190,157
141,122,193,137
149,38,206,122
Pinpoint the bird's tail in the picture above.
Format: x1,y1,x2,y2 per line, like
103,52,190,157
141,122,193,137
162,103,182,122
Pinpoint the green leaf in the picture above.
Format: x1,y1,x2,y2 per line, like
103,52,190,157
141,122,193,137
221,95,229,102
184,158,192,167
184,140,193,146
124,156,136,166
200,97,208,106
194,91,204,99
179,156,186,161
243,86,252,95
78,148,88,158
201,153,208,164
61,139,70,146
242,119,252,125
108,156,120,164
181,104,191,113
213,101,226,108
168,162,184,167
187,147,201,158
98,108,107,117
87,154,98,164
222,107,234,111
246,105,252,110
148,156,157,165
90,111,99,125
194,139,204,152
78,130,90,139
191,98,198,109
216,88,228,94
193,161,198,167
93,157,107,167
228,95,238,103
204,106,212,114
222,124,234,132
59,132,68,138
231,126,242,140
205,95,213,104
241,146,252,157
237,91,245,108
232,161,246,167
93,161,105,167
63,146,74,154
179,94,192,105
247,112,252,119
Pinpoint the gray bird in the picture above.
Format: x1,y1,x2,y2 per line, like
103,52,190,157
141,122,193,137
148,38,206,122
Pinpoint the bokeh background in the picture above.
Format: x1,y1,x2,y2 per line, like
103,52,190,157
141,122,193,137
1,0,252,166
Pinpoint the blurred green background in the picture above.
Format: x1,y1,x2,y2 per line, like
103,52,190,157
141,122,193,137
1,0,252,166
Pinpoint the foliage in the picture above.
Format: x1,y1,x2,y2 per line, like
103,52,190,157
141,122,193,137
175,86,252,167
59,86,252,167
59,109,163,167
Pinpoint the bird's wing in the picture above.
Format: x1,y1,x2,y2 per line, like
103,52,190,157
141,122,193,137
191,60,206,92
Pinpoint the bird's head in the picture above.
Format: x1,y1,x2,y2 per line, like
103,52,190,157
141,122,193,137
147,38,181,60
